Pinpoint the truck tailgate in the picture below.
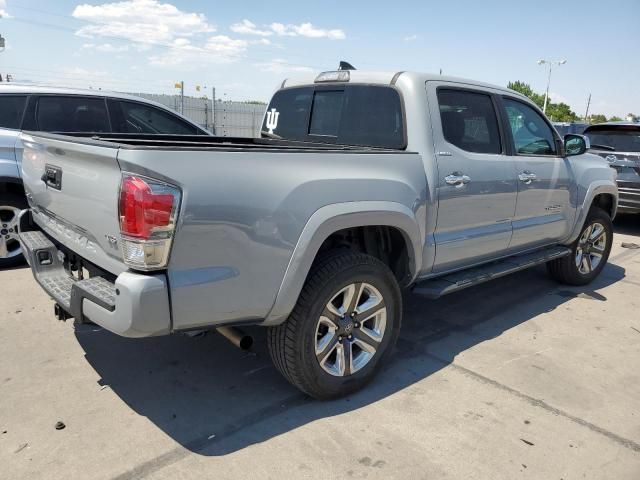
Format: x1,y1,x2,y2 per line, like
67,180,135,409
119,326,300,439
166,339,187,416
20,133,126,274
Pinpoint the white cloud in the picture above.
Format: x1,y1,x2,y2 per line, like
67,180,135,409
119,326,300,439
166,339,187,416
61,66,109,78
269,22,345,40
149,35,248,67
256,59,314,74
230,19,272,36
72,0,214,45
82,43,130,53
0,0,10,18
404,34,418,42
231,19,346,40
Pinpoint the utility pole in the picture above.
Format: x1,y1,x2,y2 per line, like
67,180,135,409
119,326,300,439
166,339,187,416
584,93,591,123
537,59,567,114
212,87,216,135
180,81,184,115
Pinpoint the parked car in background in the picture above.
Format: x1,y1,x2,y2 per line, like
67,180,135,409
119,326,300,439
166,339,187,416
0,85,210,267
584,122,640,214
553,122,588,136
17,69,617,398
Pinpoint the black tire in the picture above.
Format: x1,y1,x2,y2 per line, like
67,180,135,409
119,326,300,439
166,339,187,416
268,252,402,400
0,193,27,269
547,207,613,286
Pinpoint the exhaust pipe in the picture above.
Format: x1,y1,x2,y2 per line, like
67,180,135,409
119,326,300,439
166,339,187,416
216,326,253,350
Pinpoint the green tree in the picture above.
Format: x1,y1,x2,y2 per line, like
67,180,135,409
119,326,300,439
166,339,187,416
507,80,578,122
545,102,578,122
609,116,623,122
588,114,607,124
507,81,545,109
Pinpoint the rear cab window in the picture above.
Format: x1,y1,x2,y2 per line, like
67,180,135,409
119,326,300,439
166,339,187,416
262,85,405,149
0,95,28,130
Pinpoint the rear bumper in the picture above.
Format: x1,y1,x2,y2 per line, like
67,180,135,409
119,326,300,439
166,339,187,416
18,212,171,338
617,181,640,213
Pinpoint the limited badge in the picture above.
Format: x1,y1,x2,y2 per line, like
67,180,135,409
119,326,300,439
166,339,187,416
265,108,280,134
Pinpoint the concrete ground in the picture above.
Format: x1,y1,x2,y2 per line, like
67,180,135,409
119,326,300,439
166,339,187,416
1,217,640,480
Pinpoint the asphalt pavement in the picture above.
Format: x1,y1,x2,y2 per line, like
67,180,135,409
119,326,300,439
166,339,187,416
1,216,639,479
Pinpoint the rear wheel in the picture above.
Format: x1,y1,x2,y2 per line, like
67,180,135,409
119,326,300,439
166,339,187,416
547,207,613,286
0,193,27,269
268,252,402,399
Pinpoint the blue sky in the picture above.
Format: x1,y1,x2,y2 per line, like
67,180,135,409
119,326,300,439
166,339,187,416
0,0,639,117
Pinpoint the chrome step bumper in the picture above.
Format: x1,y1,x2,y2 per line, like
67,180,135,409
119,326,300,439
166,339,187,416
18,217,171,338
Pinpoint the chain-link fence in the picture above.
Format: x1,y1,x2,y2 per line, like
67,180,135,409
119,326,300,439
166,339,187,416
128,92,266,137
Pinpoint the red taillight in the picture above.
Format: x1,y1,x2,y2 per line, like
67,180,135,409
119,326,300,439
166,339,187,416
118,174,181,271
119,176,175,239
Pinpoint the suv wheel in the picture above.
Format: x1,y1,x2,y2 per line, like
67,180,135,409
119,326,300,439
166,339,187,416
547,207,613,286
268,252,402,399
0,193,27,268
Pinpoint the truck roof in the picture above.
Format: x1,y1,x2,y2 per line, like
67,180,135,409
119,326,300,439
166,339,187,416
282,70,527,99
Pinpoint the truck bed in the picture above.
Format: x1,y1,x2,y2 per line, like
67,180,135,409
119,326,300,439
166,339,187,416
19,130,426,333
35,132,411,153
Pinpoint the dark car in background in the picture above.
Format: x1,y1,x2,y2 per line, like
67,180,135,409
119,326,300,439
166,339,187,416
0,85,211,267
585,122,640,214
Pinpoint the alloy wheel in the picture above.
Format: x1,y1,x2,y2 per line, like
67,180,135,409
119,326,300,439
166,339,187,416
0,206,21,260
575,222,607,275
315,282,387,377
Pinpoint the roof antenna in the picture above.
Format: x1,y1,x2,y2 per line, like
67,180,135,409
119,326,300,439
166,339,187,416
339,61,356,71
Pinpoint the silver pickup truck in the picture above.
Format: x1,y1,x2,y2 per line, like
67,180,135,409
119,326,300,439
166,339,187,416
17,70,617,399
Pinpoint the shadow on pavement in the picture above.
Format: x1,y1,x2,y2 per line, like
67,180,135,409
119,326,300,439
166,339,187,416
613,214,640,237
75,261,626,458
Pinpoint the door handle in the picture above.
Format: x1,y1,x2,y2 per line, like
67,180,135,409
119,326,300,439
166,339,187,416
518,171,537,185
444,172,471,187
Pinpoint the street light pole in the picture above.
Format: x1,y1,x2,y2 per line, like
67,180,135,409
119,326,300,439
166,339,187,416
537,59,567,115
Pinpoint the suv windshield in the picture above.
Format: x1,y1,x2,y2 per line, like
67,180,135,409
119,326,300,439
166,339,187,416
262,85,405,149
585,127,640,152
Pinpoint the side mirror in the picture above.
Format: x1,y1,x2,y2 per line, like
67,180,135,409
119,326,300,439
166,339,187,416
564,134,590,156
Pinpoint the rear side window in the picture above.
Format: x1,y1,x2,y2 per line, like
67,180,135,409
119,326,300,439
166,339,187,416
0,95,27,129
37,96,110,133
503,98,557,155
109,100,200,135
263,85,405,149
437,89,502,154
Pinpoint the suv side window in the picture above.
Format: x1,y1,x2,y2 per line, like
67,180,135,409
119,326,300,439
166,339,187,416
0,95,27,129
36,96,110,133
503,98,557,155
108,99,199,135
437,89,502,154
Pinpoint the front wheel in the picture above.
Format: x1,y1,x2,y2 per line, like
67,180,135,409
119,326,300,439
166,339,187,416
547,207,613,286
268,252,402,400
